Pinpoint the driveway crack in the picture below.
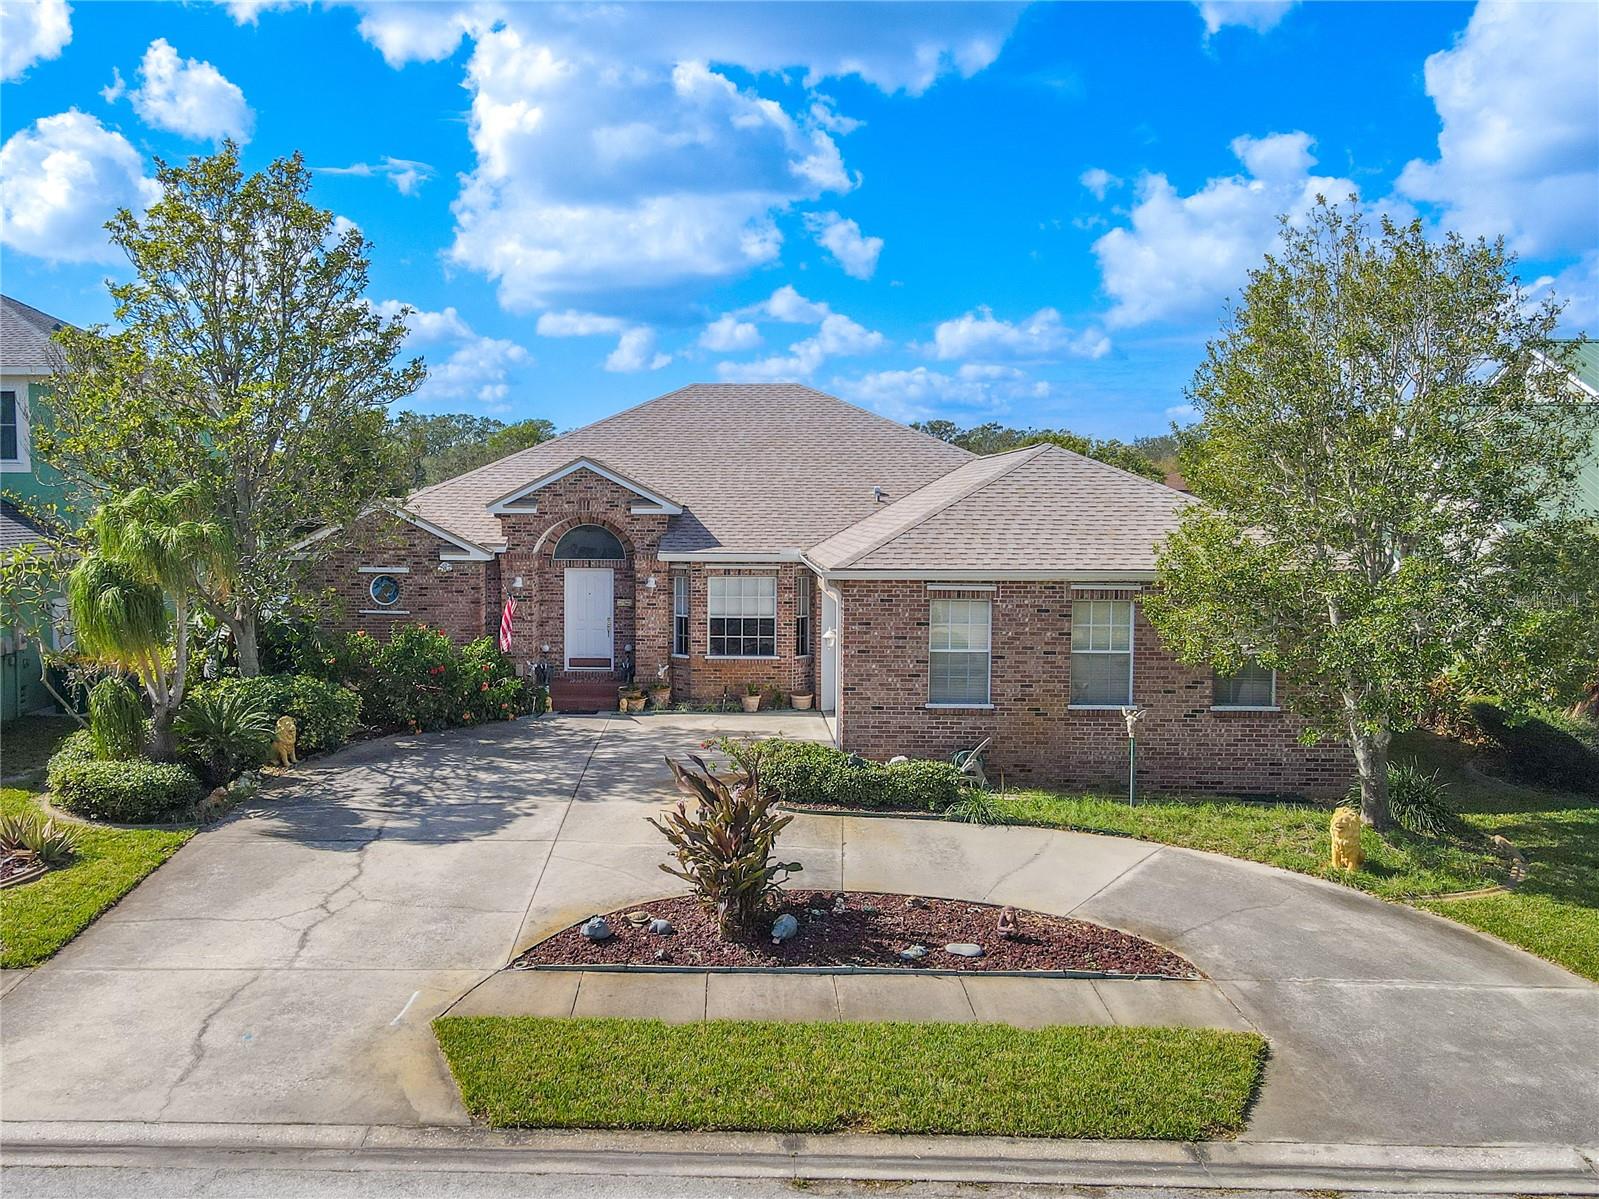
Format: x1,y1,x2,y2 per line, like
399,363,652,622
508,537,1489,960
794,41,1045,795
152,970,263,1119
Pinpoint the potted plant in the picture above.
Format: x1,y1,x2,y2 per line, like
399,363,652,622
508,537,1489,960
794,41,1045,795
740,682,762,713
618,683,643,713
792,691,814,710
649,679,672,708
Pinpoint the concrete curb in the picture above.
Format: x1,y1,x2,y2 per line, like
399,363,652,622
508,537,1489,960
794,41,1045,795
510,961,1195,980
3,1122,1596,1193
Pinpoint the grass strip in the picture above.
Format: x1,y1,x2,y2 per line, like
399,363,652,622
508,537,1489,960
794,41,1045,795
434,1015,1266,1140
1,788,193,968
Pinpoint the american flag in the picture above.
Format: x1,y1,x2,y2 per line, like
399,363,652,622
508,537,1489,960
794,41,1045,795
498,595,517,653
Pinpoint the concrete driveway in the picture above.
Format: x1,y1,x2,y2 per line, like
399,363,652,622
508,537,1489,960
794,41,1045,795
2,712,1595,1149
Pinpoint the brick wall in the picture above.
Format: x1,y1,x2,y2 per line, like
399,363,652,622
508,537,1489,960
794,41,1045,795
673,563,820,705
300,514,489,643
836,579,1353,799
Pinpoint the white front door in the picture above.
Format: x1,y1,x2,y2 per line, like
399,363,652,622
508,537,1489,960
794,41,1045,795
819,590,839,713
564,568,614,668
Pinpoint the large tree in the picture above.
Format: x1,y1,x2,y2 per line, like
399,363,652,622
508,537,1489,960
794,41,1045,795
40,144,424,675
1143,199,1599,830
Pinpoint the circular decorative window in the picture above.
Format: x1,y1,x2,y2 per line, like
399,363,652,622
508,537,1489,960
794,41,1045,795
368,574,402,607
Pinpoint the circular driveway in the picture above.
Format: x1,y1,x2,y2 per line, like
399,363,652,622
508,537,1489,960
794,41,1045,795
2,713,1594,1148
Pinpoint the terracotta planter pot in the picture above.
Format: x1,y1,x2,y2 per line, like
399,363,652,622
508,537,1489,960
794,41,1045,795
627,695,646,713
649,686,672,708
740,694,762,713
792,693,814,710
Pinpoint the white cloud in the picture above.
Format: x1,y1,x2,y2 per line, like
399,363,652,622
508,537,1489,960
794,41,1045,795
1092,131,1357,327
223,0,303,24
0,109,159,263
318,156,434,196
534,310,667,372
805,211,883,279
1530,251,1599,335
1,0,71,82
716,288,883,380
325,5,1018,311
830,365,1049,422
1166,404,1199,422
929,306,1111,361
126,39,254,144
1397,0,1598,257
698,315,762,352
1079,167,1121,199
374,300,531,409
1196,1,1297,36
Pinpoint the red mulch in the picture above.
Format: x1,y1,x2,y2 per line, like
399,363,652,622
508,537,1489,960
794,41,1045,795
514,890,1196,976
0,850,46,888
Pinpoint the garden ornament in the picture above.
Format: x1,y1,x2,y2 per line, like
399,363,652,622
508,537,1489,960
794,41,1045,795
1330,807,1364,871
1120,706,1148,806
771,913,799,943
996,905,1018,939
270,716,298,767
580,915,612,941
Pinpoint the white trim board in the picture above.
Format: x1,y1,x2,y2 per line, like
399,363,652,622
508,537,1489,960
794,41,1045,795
286,504,497,562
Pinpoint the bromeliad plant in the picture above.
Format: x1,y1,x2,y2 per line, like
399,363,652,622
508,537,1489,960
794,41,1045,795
649,749,802,940
0,808,80,869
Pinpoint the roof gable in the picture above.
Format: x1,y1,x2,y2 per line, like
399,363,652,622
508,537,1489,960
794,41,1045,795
1,294,72,376
487,457,682,515
809,444,1196,576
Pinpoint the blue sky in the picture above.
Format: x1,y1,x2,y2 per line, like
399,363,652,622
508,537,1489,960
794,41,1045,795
2,1,1595,440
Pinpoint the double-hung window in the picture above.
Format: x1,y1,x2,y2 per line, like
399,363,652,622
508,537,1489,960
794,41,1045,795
795,574,812,657
708,575,776,657
928,598,991,705
1,391,18,462
1214,661,1276,708
672,574,690,657
1070,600,1133,706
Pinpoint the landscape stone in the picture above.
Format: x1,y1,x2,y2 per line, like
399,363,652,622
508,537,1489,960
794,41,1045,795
770,914,800,942
899,944,928,961
945,942,984,958
580,916,612,941
648,918,674,936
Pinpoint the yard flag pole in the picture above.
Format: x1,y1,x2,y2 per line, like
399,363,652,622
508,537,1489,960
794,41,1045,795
498,595,517,653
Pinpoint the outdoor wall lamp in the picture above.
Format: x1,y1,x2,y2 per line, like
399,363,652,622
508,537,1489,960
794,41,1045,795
645,574,657,590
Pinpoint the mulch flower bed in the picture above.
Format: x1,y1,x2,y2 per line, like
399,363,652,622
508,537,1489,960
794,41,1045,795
515,890,1197,976
0,850,48,890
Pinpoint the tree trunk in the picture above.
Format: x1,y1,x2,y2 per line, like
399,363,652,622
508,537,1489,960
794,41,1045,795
148,706,178,762
1347,724,1394,831
233,606,262,678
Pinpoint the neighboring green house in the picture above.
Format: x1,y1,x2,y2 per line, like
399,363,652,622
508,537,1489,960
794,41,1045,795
1545,339,1599,515
2,294,75,721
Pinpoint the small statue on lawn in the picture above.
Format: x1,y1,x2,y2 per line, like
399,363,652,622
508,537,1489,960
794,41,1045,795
1329,807,1364,871
271,716,298,768
996,905,1018,940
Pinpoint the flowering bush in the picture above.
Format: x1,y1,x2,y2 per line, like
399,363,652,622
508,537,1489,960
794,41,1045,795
355,625,529,732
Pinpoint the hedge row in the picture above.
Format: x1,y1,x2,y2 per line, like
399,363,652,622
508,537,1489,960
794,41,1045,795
755,739,965,812
47,730,203,823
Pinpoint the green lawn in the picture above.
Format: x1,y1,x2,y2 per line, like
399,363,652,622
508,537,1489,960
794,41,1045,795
991,729,1598,982
434,1016,1266,1140
0,788,193,968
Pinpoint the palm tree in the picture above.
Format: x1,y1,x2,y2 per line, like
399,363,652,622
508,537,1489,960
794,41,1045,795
67,484,232,759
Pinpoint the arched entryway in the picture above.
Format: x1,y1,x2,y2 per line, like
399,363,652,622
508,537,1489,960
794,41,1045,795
553,524,625,670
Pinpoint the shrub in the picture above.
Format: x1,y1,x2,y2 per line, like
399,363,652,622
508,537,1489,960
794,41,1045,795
943,788,1002,825
756,739,965,812
175,688,276,785
649,752,801,939
1374,761,1454,837
47,730,202,822
1464,697,1599,794
351,627,527,732
188,675,361,755
0,807,80,867
88,676,146,760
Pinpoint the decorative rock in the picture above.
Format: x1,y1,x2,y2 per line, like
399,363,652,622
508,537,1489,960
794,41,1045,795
625,910,651,928
898,944,928,961
770,914,800,943
887,755,910,765
654,948,669,961
580,916,612,941
905,896,928,909
647,918,674,936
944,942,984,958
832,896,847,914
861,904,880,915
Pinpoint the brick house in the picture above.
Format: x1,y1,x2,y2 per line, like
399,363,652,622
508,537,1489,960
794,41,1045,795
302,383,1352,798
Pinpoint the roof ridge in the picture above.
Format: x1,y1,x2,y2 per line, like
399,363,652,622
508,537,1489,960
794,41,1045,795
1028,441,1198,499
827,444,1049,569
784,383,978,463
1,293,71,330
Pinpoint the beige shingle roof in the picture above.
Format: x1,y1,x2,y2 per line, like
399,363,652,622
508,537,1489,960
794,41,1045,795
1,294,71,375
807,443,1196,573
407,383,973,553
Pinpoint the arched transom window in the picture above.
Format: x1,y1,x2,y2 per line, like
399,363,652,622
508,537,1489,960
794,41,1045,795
552,524,626,561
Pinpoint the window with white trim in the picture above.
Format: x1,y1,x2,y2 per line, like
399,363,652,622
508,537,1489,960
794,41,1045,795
795,573,812,657
708,575,776,657
1,391,18,462
672,574,690,657
1214,661,1276,708
1070,600,1133,706
929,597,991,705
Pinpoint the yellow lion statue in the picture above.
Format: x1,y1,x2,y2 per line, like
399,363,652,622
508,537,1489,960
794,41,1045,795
1330,806,1364,871
271,716,298,768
